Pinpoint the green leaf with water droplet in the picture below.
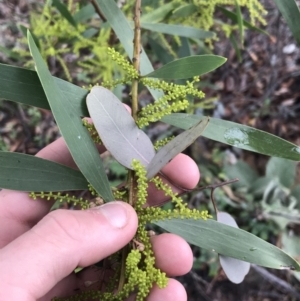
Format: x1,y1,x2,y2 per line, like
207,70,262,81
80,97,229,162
155,218,300,270
146,117,209,179
144,55,226,80
87,86,155,169
162,113,300,161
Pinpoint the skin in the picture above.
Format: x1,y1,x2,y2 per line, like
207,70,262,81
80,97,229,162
0,137,200,301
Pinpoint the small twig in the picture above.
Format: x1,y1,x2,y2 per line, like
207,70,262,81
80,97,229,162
152,174,239,208
133,238,145,251
210,188,218,214
90,0,107,22
117,245,129,293
131,0,141,121
128,0,142,208
195,178,239,192
251,265,300,299
201,178,239,215
123,0,142,290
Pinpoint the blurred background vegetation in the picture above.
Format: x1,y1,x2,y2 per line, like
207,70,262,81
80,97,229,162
1,0,300,300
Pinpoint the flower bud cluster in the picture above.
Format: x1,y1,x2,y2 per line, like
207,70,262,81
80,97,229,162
29,191,90,209
154,136,175,150
107,47,139,80
137,77,204,127
82,119,102,144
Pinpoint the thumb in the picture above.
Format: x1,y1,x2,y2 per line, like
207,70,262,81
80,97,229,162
0,202,138,300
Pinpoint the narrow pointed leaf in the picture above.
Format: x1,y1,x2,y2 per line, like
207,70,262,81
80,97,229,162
87,86,155,169
172,4,198,18
273,0,300,45
217,6,268,35
0,64,50,110
0,152,88,191
148,37,173,64
234,0,244,47
155,218,300,270
146,117,209,179
162,113,300,161
217,212,250,284
73,3,95,23
0,63,88,115
178,37,193,58
140,23,215,40
229,33,242,63
52,0,77,28
144,55,226,80
141,3,176,23
19,25,41,48
28,31,113,201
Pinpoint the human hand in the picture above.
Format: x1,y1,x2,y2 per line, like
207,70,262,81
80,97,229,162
0,137,200,301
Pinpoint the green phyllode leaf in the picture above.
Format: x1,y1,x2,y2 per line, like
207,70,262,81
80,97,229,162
0,64,50,110
52,0,77,28
73,3,95,23
155,218,300,270
87,86,155,169
217,6,268,36
144,55,227,80
0,63,88,115
141,3,176,23
172,4,198,18
162,113,300,161
27,31,114,201
234,0,244,47
146,117,209,179
0,152,88,191
140,23,215,40
2,63,300,162
273,0,300,45
217,212,250,284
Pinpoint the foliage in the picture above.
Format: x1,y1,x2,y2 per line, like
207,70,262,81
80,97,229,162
224,157,300,232
1,0,300,300
224,155,300,279
13,0,267,83
172,0,266,39
15,0,119,82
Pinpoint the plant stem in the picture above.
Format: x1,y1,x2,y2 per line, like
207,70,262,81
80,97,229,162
119,2,143,293
117,245,129,292
128,0,142,207
131,0,141,121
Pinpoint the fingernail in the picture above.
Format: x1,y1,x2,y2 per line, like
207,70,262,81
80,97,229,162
95,202,129,228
